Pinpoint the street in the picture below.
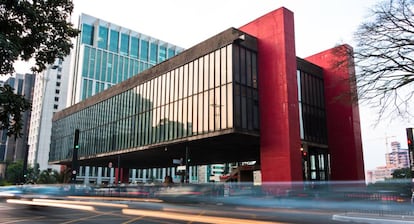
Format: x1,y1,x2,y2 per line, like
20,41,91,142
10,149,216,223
0,196,357,224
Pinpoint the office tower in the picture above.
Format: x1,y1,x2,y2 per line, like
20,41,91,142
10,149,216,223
67,13,184,105
28,59,70,171
28,13,184,175
0,73,34,164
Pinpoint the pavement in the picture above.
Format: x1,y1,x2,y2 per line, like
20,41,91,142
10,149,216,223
333,212,414,224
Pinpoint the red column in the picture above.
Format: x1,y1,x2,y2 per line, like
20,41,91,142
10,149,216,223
115,168,130,184
306,45,365,181
240,7,302,182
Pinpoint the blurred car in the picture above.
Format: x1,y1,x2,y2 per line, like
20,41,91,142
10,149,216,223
0,186,24,200
20,185,65,199
154,184,213,203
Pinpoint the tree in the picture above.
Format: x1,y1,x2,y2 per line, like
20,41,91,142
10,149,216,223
0,0,79,137
0,84,31,137
351,0,414,121
0,0,80,75
37,169,59,184
5,160,24,184
391,167,412,179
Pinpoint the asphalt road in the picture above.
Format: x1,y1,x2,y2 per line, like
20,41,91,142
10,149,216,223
0,197,347,224
1,200,194,224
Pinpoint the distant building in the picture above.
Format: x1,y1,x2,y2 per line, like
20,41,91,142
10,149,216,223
386,141,409,168
0,73,35,162
28,59,70,171
366,166,396,183
366,141,410,183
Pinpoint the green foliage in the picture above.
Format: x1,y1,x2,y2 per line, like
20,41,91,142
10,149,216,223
25,163,40,184
0,0,80,75
5,161,67,184
0,84,31,137
367,178,412,198
0,179,11,186
391,167,412,179
5,160,24,184
37,170,59,184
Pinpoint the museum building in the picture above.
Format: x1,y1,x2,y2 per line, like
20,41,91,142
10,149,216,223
49,7,365,183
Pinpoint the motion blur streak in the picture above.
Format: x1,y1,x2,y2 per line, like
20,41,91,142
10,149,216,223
6,199,95,211
163,207,257,219
32,198,129,208
0,192,16,197
122,208,286,224
67,196,163,203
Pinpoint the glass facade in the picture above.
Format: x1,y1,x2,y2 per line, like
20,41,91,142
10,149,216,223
297,69,327,145
76,14,184,102
297,59,329,181
50,42,259,163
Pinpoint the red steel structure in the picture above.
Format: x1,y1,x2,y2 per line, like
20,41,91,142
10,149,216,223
240,7,364,182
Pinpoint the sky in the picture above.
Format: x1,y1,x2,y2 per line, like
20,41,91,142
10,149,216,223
13,0,414,171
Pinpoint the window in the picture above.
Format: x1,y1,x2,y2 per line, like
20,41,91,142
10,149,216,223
55,89,60,94
159,46,166,62
81,24,94,45
130,37,139,58
54,97,59,102
56,82,61,87
109,30,119,53
57,75,61,80
120,33,129,56
150,42,158,64
140,40,149,61
53,104,58,110
98,26,108,49
168,48,175,58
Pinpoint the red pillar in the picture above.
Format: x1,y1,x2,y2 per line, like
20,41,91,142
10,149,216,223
306,45,365,181
115,168,130,184
240,7,302,182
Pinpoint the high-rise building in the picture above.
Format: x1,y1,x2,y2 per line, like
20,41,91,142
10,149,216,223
28,13,184,173
366,141,410,183
385,141,409,168
0,73,34,163
28,58,70,171
67,13,184,106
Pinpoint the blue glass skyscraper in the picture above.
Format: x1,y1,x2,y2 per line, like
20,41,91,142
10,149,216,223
68,14,184,105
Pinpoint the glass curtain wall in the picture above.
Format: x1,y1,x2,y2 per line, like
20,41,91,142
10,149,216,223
79,22,182,101
50,43,259,162
297,69,327,144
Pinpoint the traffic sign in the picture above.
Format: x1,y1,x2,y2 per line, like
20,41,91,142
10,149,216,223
173,159,182,165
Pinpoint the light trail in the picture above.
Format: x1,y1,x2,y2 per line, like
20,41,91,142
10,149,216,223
33,198,129,208
6,199,95,211
123,208,288,224
66,195,163,203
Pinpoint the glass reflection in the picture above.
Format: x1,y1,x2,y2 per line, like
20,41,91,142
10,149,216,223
50,43,257,162
209,89,214,132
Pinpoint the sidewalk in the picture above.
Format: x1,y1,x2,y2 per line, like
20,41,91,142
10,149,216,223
333,212,414,224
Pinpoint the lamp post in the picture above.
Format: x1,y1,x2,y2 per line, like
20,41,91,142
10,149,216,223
71,129,80,184
185,145,190,183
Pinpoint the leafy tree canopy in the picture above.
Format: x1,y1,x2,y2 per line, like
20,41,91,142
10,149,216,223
0,0,80,75
0,0,79,137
